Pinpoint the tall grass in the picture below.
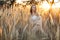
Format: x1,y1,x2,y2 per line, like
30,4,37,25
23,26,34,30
0,4,60,40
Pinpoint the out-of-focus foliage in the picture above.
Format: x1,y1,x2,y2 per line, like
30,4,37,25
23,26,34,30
0,2,60,40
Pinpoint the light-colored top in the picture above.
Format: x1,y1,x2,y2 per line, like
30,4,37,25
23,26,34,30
28,14,43,33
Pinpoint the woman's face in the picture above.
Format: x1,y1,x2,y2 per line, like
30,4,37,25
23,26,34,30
32,6,36,12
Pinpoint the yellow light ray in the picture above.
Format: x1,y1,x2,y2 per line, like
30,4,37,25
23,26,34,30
52,2,60,8
15,0,23,4
40,1,50,11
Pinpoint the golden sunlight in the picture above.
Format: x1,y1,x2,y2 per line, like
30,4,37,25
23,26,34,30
15,0,23,4
40,1,50,11
52,2,60,8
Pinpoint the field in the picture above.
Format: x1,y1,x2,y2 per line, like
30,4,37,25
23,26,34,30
0,4,60,40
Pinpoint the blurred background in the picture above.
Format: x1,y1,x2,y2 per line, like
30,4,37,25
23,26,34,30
0,0,60,40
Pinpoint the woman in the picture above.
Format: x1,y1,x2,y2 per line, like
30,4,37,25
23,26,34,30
23,5,48,40
28,5,43,32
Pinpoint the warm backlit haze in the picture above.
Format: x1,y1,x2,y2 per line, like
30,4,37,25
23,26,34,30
0,0,60,40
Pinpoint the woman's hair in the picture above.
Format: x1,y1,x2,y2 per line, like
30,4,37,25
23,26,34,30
30,5,36,14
